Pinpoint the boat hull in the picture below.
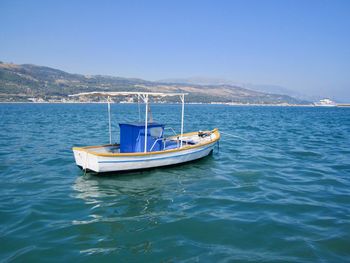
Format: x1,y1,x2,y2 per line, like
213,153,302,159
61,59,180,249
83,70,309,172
73,141,217,173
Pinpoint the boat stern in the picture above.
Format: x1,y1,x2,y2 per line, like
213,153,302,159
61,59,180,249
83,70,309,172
72,147,100,172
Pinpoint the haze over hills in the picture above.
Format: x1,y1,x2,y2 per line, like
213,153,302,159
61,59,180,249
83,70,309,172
159,77,316,101
0,61,310,104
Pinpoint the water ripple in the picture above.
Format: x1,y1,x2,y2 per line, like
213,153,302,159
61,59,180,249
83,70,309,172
1,104,350,262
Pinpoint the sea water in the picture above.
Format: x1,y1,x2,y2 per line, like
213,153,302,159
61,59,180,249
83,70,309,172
0,103,349,262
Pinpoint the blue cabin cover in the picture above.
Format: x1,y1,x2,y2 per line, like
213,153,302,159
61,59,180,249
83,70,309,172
119,123,165,153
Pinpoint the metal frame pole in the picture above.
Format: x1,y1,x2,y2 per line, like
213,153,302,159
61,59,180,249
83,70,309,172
107,96,112,144
144,94,148,152
138,94,141,122
180,94,185,148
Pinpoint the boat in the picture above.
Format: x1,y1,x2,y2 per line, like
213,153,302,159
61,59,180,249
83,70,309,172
314,98,337,107
70,92,220,174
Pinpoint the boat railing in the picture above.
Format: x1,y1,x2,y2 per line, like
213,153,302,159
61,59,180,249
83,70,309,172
150,137,189,152
150,138,164,152
164,127,178,136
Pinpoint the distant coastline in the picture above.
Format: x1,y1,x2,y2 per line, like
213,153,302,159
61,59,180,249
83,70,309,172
2,101,345,107
2,62,347,106
2,101,350,107
0,61,310,105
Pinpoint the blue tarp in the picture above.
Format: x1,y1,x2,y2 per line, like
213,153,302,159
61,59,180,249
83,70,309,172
119,123,165,153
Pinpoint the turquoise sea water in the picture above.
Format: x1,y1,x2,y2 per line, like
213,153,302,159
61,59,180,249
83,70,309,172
1,103,350,262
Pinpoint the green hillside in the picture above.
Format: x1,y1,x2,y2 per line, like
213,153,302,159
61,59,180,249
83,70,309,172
0,61,309,104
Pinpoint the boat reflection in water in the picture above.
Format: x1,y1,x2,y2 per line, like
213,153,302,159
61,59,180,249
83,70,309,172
71,169,191,222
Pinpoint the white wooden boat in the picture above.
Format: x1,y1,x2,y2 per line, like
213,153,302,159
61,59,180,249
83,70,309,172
71,92,220,174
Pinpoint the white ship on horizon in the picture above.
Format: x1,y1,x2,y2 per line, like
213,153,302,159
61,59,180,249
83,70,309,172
314,98,337,107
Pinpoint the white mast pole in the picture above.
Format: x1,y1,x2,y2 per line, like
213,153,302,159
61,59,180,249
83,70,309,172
144,94,148,152
180,94,185,148
107,96,112,144
138,94,141,122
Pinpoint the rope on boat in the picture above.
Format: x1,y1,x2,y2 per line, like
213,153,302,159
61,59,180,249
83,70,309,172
220,131,249,141
220,130,280,152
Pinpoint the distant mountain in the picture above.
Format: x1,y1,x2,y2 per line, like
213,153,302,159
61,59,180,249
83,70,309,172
241,83,320,101
160,77,313,101
0,61,310,104
158,77,238,86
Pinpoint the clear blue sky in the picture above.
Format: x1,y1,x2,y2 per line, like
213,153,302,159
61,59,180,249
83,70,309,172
1,0,349,100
